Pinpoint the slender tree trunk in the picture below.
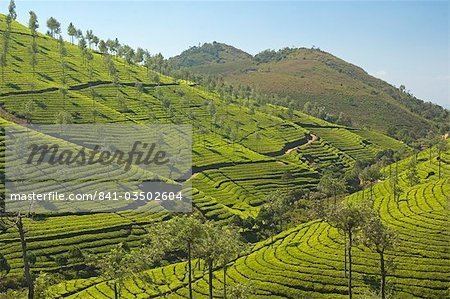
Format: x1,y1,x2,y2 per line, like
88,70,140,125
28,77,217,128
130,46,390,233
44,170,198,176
347,230,353,299
344,234,347,278
188,242,193,299
380,251,386,299
438,150,441,179
17,217,33,299
208,259,213,299
114,281,119,299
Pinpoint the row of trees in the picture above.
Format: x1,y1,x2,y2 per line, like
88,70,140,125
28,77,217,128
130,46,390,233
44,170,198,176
2,143,445,298
325,200,397,299
0,194,402,299
0,0,16,82
1,1,167,88
30,215,248,299
171,69,357,128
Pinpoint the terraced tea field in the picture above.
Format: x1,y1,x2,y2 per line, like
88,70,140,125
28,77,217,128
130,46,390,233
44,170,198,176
3,12,442,299
50,141,449,298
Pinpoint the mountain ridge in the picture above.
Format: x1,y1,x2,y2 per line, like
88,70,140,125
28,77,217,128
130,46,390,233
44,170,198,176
170,42,449,142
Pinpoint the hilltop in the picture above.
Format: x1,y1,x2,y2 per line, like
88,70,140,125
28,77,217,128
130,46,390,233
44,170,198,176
170,43,449,141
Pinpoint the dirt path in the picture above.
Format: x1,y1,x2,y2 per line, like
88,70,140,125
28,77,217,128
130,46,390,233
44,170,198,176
0,81,179,98
286,133,317,154
0,106,28,125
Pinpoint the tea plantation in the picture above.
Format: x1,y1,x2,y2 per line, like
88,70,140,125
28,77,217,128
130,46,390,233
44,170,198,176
1,12,446,299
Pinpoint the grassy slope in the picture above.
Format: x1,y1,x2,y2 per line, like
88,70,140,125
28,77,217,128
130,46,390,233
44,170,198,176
170,43,444,134
52,141,450,299
0,14,413,291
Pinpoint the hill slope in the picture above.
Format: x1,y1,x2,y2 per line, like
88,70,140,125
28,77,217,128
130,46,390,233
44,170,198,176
2,12,439,299
0,13,410,276
170,43,449,140
50,141,450,298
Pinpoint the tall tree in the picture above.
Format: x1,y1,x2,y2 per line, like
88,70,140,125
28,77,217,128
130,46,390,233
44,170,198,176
436,139,447,179
76,29,83,41
326,201,369,299
92,35,99,50
55,110,73,132
8,0,17,20
89,243,131,299
28,11,39,38
59,86,68,110
144,51,153,77
255,189,297,240
146,216,205,299
67,22,77,43
360,212,397,299
0,46,7,84
318,172,347,204
78,37,87,66
195,222,244,299
46,17,61,37
197,221,222,299
28,41,38,82
134,47,145,64
16,216,34,299
122,45,135,80
98,40,108,55
85,29,94,48
359,164,382,201
112,38,121,56
58,35,68,89
406,156,419,186
216,226,245,299
1,12,12,84
389,163,402,201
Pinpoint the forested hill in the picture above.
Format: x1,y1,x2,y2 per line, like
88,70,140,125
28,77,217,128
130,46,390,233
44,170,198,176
170,42,449,142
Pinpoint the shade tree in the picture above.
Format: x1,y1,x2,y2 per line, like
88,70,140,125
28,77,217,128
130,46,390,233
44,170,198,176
67,22,77,43
326,200,370,299
88,243,133,299
318,171,347,204
8,0,17,20
360,211,397,299
144,216,206,299
359,164,382,200
46,17,61,37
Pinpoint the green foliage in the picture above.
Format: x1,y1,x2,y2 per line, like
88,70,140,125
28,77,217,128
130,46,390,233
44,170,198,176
171,44,448,141
0,11,447,299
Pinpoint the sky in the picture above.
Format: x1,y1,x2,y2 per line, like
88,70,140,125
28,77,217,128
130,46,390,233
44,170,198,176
4,1,449,108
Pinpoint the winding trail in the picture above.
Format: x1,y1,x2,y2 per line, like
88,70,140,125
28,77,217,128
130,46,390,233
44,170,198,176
286,133,318,154
0,106,27,125
0,81,179,98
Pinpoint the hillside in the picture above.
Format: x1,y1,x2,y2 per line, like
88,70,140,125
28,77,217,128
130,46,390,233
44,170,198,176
170,43,449,140
50,140,450,298
1,9,447,299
